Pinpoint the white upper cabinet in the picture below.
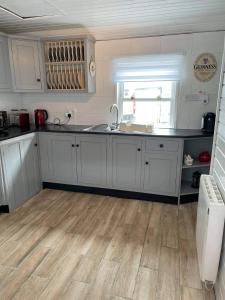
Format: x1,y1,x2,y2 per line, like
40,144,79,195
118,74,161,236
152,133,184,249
43,37,96,93
9,38,44,92
0,36,12,90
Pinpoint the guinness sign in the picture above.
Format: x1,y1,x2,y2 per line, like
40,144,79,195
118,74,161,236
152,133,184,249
193,53,217,82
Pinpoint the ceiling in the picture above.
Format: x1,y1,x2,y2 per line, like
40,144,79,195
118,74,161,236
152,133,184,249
0,0,225,40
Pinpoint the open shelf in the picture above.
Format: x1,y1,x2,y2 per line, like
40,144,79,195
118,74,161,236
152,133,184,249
181,181,199,196
182,160,211,169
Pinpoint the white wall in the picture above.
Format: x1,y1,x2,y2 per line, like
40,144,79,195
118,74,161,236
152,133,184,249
0,93,23,112
20,31,225,128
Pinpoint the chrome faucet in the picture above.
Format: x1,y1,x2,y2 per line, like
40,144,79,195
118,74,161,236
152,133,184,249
110,104,119,128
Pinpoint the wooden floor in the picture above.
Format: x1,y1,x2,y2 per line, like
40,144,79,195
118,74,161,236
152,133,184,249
0,189,215,300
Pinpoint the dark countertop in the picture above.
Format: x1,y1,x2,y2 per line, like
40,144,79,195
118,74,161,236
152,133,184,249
0,126,35,141
38,124,213,138
0,124,213,141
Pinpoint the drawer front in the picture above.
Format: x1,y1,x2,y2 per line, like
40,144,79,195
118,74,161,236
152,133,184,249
145,138,180,152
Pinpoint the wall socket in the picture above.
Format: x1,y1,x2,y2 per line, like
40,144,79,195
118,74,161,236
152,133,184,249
65,112,73,119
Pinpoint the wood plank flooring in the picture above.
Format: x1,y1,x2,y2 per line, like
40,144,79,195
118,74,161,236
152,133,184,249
0,189,215,300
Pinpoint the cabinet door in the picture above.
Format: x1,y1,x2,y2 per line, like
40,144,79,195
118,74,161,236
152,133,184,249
0,36,11,90
39,133,77,185
77,135,107,187
112,137,142,191
20,134,41,199
1,141,26,211
0,159,5,206
143,152,178,196
10,39,43,91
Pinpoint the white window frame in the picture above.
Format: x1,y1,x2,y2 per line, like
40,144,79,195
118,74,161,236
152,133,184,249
117,81,179,128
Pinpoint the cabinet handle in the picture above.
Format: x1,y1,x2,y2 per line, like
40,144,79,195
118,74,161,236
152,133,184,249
145,162,149,165
72,144,75,147
159,144,164,148
34,143,38,147
76,144,80,147
137,148,141,152
36,78,41,82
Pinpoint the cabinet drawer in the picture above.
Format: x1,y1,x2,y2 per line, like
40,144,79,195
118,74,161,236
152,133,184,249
145,138,179,152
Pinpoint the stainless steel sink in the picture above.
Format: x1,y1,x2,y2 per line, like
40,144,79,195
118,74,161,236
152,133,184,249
83,124,114,132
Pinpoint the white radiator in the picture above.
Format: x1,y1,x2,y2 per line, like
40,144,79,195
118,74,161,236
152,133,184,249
196,175,225,284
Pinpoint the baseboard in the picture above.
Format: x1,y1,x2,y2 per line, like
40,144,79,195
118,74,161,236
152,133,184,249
180,193,199,204
0,205,9,213
43,182,179,205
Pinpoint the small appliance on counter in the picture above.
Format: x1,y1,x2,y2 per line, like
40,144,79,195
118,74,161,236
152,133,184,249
34,109,48,127
19,112,30,128
8,109,20,126
0,111,8,129
201,112,216,133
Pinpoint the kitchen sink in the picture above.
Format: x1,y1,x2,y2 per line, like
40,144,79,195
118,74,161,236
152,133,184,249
83,124,118,132
83,123,153,134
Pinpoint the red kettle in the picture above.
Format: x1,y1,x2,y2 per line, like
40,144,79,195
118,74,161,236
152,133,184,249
34,109,48,127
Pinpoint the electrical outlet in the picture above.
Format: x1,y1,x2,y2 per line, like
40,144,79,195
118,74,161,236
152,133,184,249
65,112,73,119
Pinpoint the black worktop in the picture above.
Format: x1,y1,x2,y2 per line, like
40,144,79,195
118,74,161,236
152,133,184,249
0,126,35,141
0,124,213,141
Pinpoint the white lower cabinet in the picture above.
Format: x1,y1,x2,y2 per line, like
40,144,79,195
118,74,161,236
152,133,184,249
76,135,107,187
20,134,41,198
0,132,182,212
0,159,5,206
111,136,142,191
1,140,26,211
38,133,181,197
1,133,41,211
39,133,77,185
142,152,179,196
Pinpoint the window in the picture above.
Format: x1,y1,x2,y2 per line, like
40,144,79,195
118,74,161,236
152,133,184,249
113,54,183,128
118,80,177,128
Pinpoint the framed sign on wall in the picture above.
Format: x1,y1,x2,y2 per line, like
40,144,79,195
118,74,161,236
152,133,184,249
193,53,217,82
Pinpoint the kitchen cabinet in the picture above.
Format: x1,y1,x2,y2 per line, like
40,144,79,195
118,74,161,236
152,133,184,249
143,152,179,196
20,134,41,198
43,36,95,93
0,133,41,211
9,38,43,92
38,132,183,198
0,159,5,206
112,136,142,191
39,133,77,185
0,36,12,90
76,135,107,187
1,139,27,211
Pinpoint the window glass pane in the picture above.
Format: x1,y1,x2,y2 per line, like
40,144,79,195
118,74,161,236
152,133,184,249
123,81,172,99
122,100,171,127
